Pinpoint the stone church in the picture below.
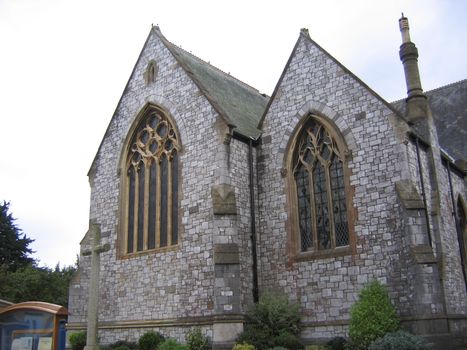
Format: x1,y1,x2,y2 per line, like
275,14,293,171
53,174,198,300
68,16,467,348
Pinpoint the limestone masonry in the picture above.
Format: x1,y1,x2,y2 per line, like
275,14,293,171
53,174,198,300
68,16,467,349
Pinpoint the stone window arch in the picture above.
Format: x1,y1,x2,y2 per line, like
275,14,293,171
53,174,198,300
120,104,181,256
286,114,354,259
145,61,158,85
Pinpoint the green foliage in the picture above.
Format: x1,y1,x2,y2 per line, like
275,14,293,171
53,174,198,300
108,340,139,350
269,347,288,350
0,201,76,307
325,337,348,350
69,331,87,350
186,327,209,350
232,343,255,350
0,201,35,271
113,346,131,350
236,291,303,350
159,339,187,350
368,331,430,350
139,331,165,350
0,262,76,307
348,281,400,349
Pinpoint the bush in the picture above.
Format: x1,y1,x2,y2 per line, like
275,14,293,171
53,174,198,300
368,331,430,350
69,331,86,350
113,346,131,350
186,327,209,350
139,331,165,350
232,343,255,350
110,341,138,350
348,281,399,349
159,338,187,350
325,336,348,350
236,291,303,350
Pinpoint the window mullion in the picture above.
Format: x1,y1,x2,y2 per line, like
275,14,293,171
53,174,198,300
167,155,173,246
125,167,131,253
133,166,140,253
156,158,161,249
143,160,150,250
308,165,318,249
325,162,336,249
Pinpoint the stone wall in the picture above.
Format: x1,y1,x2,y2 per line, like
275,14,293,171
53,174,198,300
69,28,225,342
257,31,412,341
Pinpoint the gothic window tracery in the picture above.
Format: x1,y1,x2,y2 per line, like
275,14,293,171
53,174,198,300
123,106,180,255
291,117,350,255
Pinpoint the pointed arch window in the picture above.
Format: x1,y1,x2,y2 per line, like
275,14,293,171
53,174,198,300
290,116,352,257
145,61,158,85
123,106,180,255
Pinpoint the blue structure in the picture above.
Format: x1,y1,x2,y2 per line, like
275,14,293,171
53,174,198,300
0,302,68,350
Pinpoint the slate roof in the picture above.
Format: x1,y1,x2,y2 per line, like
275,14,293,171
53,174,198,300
392,79,467,161
156,28,268,139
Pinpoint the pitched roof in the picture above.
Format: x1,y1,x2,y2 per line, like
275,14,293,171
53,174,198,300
392,79,467,161
155,28,268,139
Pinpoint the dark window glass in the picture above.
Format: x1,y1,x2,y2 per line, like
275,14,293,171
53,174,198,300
137,164,145,251
148,160,157,249
160,155,168,247
331,158,349,246
313,162,330,250
172,151,179,245
124,107,180,255
293,118,349,253
127,167,135,253
295,163,312,251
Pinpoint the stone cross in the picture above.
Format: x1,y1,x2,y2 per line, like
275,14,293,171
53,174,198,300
82,222,110,350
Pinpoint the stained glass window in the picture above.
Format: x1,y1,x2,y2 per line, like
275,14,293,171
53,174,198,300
292,117,349,252
124,107,180,254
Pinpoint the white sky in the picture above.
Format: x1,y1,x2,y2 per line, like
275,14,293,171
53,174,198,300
0,0,466,268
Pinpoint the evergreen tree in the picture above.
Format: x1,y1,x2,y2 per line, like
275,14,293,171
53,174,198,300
0,201,35,271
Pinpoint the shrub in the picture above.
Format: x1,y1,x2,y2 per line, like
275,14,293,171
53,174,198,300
273,331,303,350
325,336,348,350
368,331,430,350
69,331,86,350
139,331,165,350
186,327,209,350
232,343,255,350
110,340,139,350
113,346,131,350
348,281,399,349
236,291,303,350
159,338,187,350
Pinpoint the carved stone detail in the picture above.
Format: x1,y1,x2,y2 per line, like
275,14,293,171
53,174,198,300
212,184,237,215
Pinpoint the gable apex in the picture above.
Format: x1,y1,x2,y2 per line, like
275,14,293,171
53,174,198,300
259,28,405,129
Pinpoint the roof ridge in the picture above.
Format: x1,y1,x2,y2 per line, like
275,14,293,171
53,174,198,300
168,41,268,97
391,78,467,105
424,78,467,95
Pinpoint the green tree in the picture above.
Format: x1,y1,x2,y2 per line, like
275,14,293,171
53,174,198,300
0,264,48,303
0,263,76,307
0,201,35,271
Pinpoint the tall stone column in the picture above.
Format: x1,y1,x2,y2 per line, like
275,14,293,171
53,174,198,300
83,222,109,350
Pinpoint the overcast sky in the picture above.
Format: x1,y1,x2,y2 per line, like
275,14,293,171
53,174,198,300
1,0,466,268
